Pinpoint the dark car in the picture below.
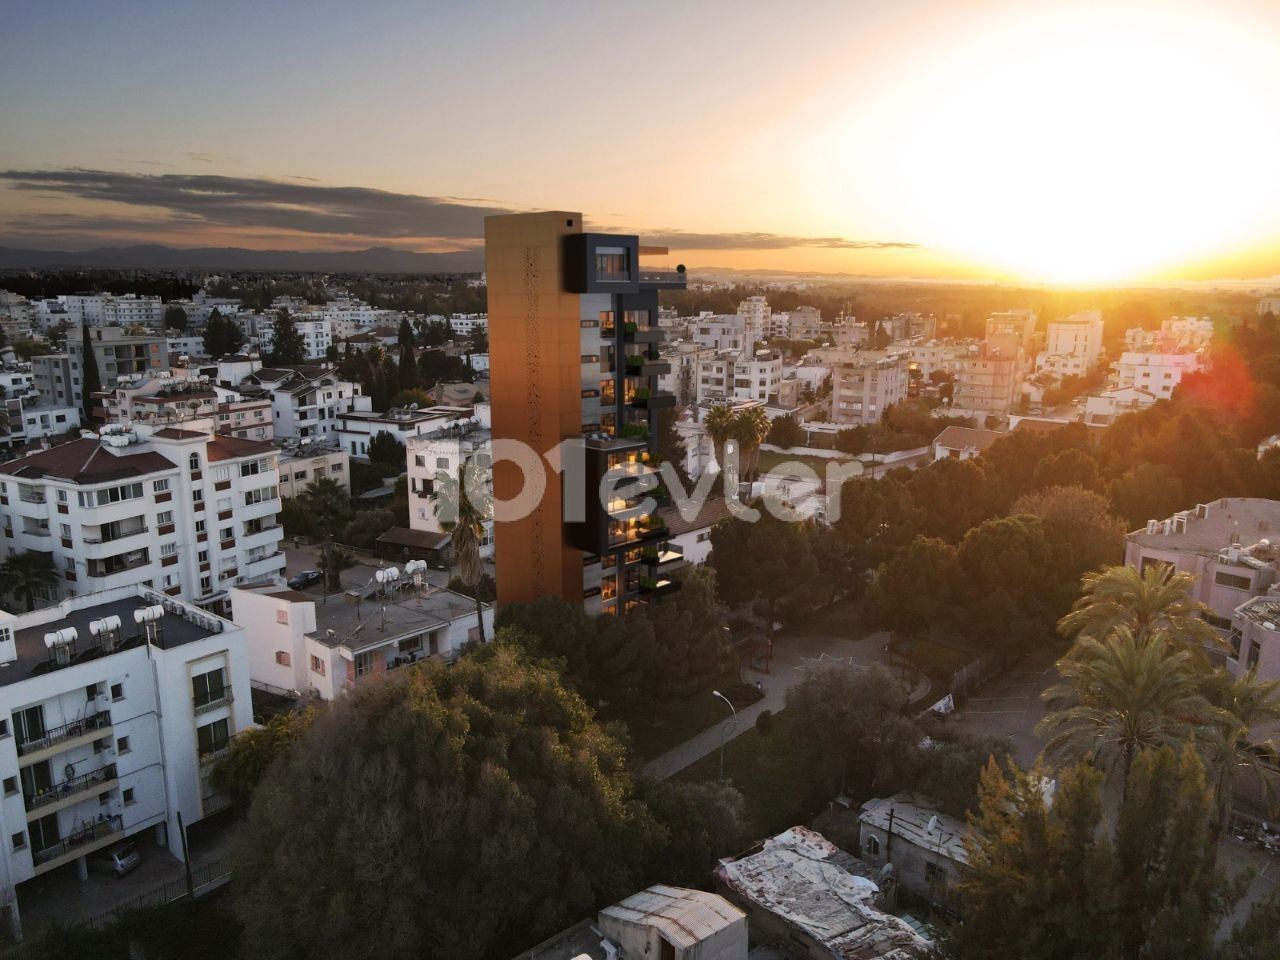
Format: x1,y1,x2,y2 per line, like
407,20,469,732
287,570,323,590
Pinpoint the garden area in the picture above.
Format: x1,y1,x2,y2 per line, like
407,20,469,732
615,673,763,760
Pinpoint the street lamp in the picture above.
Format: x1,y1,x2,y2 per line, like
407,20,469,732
713,690,738,782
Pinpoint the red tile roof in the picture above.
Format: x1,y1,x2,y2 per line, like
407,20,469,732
0,438,176,484
206,435,277,462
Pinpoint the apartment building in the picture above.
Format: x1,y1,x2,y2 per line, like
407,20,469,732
405,423,493,558
337,405,475,460
1125,498,1280,677
50,295,164,329
32,328,168,412
1257,297,1280,317
788,306,822,341
1112,350,1205,400
257,316,332,361
1036,310,1104,377
3,399,80,450
0,585,251,938
829,352,909,425
696,349,783,405
0,424,286,615
692,314,757,354
985,309,1038,360
1161,316,1214,349
486,211,685,613
276,437,350,497
238,365,364,442
737,296,772,339
448,313,488,337
952,351,1018,418
229,579,492,701
214,396,273,441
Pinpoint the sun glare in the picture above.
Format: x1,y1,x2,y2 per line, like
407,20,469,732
826,3,1280,283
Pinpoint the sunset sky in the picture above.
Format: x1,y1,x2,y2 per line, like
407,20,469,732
3,0,1280,283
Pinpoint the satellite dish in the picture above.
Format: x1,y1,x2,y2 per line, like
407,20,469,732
926,815,939,834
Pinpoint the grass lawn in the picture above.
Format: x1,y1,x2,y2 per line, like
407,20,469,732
790,597,865,639
675,710,815,837
614,674,764,760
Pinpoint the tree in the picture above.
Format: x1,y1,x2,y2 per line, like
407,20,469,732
211,705,320,810
299,476,352,592
834,426,869,455
703,404,736,480
1199,668,1280,826
397,316,417,390
164,304,188,331
317,544,356,593
431,462,492,644
1032,447,1102,492
956,514,1057,655
708,506,818,632
79,325,101,425
0,551,59,612
1057,563,1219,650
732,406,771,481
866,535,962,638
367,430,406,469
1037,627,1221,786
642,780,750,887
1010,485,1125,584
765,412,804,450
655,406,692,493
202,309,245,358
232,651,660,960
268,309,307,366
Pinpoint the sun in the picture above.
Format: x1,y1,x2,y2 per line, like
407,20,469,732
822,2,1280,284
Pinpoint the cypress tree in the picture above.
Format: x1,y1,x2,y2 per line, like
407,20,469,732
79,325,101,425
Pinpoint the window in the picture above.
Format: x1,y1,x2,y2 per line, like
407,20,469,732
99,792,110,806
11,833,24,851
192,667,226,708
275,651,291,666
414,455,425,467
330,463,342,473
188,453,200,471
157,510,173,525
192,489,203,504
2,777,15,797
111,682,123,701
1248,640,1261,670
123,788,135,805
197,718,230,756
925,861,947,885
0,719,8,738
310,654,326,676
244,486,278,506
56,490,67,504
161,542,177,557
117,736,131,754
153,479,170,493
220,526,233,540
197,550,208,564
1214,571,1252,591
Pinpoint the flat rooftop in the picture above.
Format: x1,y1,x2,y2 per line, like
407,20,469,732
1235,596,1280,630
1127,498,1280,557
308,586,484,651
4,594,222,687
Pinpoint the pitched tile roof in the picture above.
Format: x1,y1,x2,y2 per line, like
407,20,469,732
0,438,176,484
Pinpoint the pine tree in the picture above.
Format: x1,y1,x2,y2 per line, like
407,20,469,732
269,309,307,366
203,308,245,358
79,325,101,424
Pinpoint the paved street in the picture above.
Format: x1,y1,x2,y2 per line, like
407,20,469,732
643,630,929,781
948,652,1058,766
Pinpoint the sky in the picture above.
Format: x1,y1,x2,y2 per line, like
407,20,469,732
3,0,1280,284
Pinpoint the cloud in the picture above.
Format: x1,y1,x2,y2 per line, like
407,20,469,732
0,168,918,252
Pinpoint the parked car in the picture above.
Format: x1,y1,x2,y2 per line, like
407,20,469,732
89,841,141,878
287,570,323,590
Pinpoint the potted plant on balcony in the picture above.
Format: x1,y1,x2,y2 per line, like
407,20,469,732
632,387,650,404
623,320,638,335
625,354,645,372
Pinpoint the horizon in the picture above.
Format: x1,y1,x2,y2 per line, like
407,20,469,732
4,0,1280,284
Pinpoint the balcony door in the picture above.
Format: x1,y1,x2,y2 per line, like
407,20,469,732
13,705,44,747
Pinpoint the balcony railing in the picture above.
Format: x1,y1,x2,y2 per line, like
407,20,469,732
83,525,148,545
26,763,117,812
198,744,231,768
87,554,150,578
193,687,234,716
17,711,111,757
33,815,123,866
17,491,46,505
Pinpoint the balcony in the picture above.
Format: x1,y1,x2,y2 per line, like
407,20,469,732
26,763,118,817
17,711,112,766
243,551,285,576
193,686,234,716
86,551,150,579
622,323,664,345
637,268,687,290
638,575,680,597
82,522,148,545
641,543,685,573
17,490,46,505
32,815,124,876
628,389,676,411
199,745,231,769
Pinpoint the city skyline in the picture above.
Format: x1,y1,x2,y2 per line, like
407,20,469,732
4,0,1280,284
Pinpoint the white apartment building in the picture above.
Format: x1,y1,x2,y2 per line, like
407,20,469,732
0,293,34,328
953,351,1018,418
0,424,286,616
406,428,493,558
257,316,332,361
1112,350,1206,400
1035,310,1104,377
52,295,164,329
4,400,80,449
230,580,492,701
0,585,252,938
448,313,488,337
1161,316,1214,349
337,405,476,460
737,296,772,337
829,352,909,425
789,306,822,341
239,366,365,442
696,349,782,405
691,314,756,354
657,342,715,406
276,438,350,497
905,341,969,381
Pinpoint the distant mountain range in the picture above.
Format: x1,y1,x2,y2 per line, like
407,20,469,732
0,243,484,274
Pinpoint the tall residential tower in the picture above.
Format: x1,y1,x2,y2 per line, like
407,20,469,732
486,212,686,614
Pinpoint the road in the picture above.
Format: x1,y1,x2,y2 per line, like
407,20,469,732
643,630,930,781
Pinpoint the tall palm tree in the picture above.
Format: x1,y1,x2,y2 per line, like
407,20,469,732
1200,667,1280,826
431,461,492,644
1058,563,1220,652
1037,626,1225,788
734,406,771,482
300,476,352,592
0,551,59,612
703,404,735,483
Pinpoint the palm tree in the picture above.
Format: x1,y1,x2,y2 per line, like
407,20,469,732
431,461,492,644
1037,626,1225,788
317,545,357,595
0,551,59,612
703,404,736,483
734,406,771,482
1200,667,1280,826
300,476,352,592
1058,563,1220,652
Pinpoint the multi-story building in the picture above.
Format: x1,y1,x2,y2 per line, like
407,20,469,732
985,309,1038,361
238,365,364,442
52,295,164,329
0,584,252,937
657,343,714,406
0,423,286,616
3,399,80,449
405,422,493,558
1161,316,1214,349
214,396,274,441
737,296,772,339
229,579,492,701
1124,498,1280,675
952,350,1018,418
1112,350,1206,400
485,210,686,613
788,306,822,341
1036,310,1104,378
41,328,168,410
276,437,350,497
691,314,756,354
257,316,332,361
1256,297,1280,317
829,352,909,425
337,405,475,460
696,349,783,405
448,313,488,337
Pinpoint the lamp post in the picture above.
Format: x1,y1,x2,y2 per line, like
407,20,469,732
713,690,738,782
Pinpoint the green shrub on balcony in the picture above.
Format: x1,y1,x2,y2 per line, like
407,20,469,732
619,422,649,440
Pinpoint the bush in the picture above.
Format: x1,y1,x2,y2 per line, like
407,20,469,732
340,508,396,548
754,708,775,736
